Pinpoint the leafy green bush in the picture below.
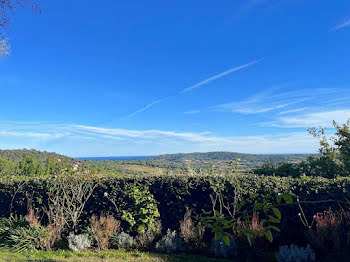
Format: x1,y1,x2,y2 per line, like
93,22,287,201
121,184,160,234
0,215,28,248
0,173,349,246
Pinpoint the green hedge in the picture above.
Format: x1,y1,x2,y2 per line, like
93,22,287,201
0,174,349,245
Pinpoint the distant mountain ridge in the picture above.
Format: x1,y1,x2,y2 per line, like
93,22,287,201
154,151,314,163
0,149,315,165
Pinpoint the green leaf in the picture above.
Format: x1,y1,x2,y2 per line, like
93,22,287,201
283,194,293,204
269,225,281,232
272,207,281,220
223,235,231,246
268,215,280,223
250,193,259,199
215,232,223,240
265,230,273,242
276,195,282,204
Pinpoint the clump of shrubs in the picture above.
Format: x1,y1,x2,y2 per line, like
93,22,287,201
275,244,316,262
67,233,92,252
110,232,135,250
0,200,64,252
155,229,183,254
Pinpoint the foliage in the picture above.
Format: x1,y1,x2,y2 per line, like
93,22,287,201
0,171,350,251
0,149,73,164
0,156,15,175
67,233,92,252
154,151,310,164
110,232,135,251
0,200,63,252
202,181,292,246
275,244,316,262
120,184,160,234
90,214,120,250
209,236,237,258
254,119,350,179
0,215,28,248
155,229,183,254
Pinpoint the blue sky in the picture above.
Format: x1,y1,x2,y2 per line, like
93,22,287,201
0,0,350,156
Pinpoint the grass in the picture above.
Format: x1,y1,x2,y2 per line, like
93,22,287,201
0,249,238,262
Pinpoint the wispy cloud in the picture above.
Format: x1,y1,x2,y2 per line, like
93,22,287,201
212,88,350,116
125,98,167,118
268,109,350,128
331,19,350,31
124,59,263,118
184,110,200,115
180,59,262,94
0,121,320,155
278,107,310,115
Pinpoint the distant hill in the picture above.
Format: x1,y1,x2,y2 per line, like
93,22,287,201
154,152,314,164
0,149,74,163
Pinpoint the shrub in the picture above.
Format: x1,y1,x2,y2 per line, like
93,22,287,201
67,233,92,252
299,204,345,255
275,244,316,262
110,232,135,250
0,215,28,248
179,208,205,249
90,214,120,250
47,174,96,231
209,236,237,258
0,200,64,252
135,219,162,250
1,173,350,247
120,184,160,234
155,229,183,254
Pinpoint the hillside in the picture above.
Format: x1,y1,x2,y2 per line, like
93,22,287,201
154,151,314,164
0,149,74,163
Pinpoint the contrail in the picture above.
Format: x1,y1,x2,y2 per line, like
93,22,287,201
180,59,263,94
125,98,167,118
124,59,263,118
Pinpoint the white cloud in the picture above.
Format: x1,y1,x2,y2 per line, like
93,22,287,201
0,121,321,155
278,107,310,115
274,110,350,128
331,19,350,31
212,88,350,116
184,110,200,115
